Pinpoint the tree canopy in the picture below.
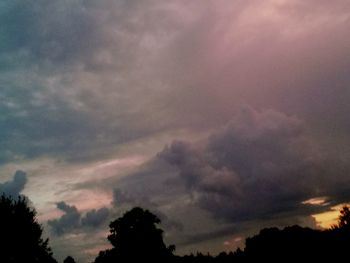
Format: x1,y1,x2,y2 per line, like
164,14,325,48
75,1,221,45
63,256,76,263
337,205,350,228
0,195,57,263
95,207,175,262
2,192,349,263
93,205,350,263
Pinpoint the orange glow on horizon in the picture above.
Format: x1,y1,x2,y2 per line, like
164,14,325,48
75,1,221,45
312,203,350,229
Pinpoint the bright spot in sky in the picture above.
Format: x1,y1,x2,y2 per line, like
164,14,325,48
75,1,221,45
301,197,329,206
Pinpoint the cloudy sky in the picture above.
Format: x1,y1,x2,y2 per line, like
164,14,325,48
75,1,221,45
1,0,350,262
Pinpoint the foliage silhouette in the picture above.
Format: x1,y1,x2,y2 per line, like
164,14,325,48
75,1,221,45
63,255,76,263
337,205,350,228
0,194,57,263
93,205,350,263
94,207,175,262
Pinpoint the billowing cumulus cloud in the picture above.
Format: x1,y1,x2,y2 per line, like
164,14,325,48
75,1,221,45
48,202,81,235
111,106,350,250
0,170,27,197
48,202,109,235
158,107,329,222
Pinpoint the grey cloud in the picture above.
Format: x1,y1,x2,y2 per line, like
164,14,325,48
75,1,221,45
178,212,320,248
95,107,345,249
179,225,238,246
117,107,348,227
152,208,184,232
159,107,338,222
48,201,109,235
0,170,27,197
47,202,110,236
69,102,350,255
105,106,350,251
155,0,350,135
57,202,78,214
48,202,81,235
0,79,159,164
0,0,99,66
112,188,183,231
81,207,110,228
1,0,349,166
0,0,189,164
0,0,182,69
112,188,135,207
2,0,349,261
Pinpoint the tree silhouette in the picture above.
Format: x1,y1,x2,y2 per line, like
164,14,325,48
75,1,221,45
94,207,175,262
0,194,57,263
63,256,76,263
92,205,350,263
338,206,350,228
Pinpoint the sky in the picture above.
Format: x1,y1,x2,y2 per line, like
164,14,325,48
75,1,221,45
0,0,350,262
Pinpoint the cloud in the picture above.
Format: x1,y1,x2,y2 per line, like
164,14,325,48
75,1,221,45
0,170,27,197
81,208,110,228
158,107,340,222
0,0,185,164
48,202,109,235
112,188,183,231
114,106,349,229
101,106,350,253
1,0,350,261
178,225,238,246
0,0,349,166
48,202,81,235
112,188,135,207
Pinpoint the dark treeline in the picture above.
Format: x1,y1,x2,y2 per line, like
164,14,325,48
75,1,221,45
93,206,350,263
1,194,350,263
0,195,57,263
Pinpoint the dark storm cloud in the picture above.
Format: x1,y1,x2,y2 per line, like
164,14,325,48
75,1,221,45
0,0,127,163
102,106,350,251
1,0,349,166
1,0,350,261
0,0,185,74
0,0,102,65
0,85,104,163
0,170,27,197
115,107,349,227
0,0,187,164
158,107,343,222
